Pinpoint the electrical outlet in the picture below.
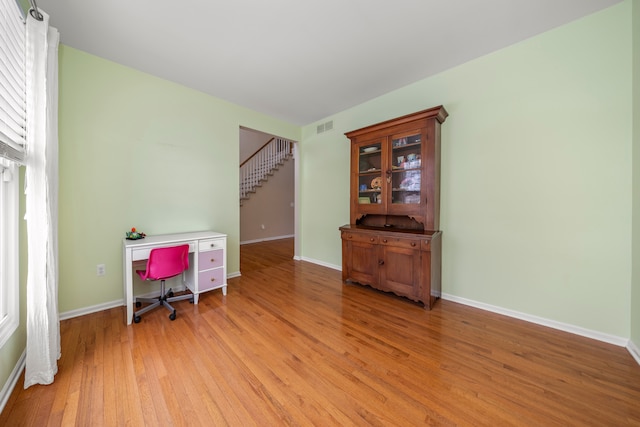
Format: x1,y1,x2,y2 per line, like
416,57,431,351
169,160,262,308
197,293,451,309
97,264,106,276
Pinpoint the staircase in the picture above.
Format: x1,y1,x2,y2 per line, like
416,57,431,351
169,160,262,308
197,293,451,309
240,137,293,205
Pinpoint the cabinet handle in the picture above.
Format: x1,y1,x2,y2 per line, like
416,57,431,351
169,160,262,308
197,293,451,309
369,238,375,242
411,242,416,247
382,239,388,243
378,260,384,265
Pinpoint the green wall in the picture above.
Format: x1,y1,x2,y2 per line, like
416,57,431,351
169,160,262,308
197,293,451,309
1,0,637,399
301,2,633,338
631,0,640,351
57,46,299,312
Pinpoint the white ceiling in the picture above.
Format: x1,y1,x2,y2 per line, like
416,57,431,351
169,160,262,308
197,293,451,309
36,0,621,126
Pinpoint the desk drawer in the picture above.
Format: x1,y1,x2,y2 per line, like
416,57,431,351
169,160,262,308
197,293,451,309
198,249,224,270
199,238,225,253
132,242,196,262
198,268,224,292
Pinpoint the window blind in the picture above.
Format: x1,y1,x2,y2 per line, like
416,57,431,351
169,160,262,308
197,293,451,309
0,0,26,164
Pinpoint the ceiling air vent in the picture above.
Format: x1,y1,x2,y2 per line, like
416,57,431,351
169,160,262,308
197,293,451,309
316,120,334,134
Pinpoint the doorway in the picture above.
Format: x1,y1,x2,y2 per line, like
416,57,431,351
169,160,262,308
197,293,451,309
239,127,298,271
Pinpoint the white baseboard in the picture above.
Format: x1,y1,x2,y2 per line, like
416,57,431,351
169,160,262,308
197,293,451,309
628,339,640,365
59,299,125,321
441,293,629,347
0,349,25,414
240,234,294,245
299,256,341,271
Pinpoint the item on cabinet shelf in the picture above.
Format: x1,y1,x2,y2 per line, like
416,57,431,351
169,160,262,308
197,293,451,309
359,197,371,204
370,177,382,189
363,146,377,153
397,156,405,165
404,194,420,204
359,184,367,191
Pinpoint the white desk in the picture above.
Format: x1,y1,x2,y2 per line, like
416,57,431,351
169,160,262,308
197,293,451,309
122,231,227,325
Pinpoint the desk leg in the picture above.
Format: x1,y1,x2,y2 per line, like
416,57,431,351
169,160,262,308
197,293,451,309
123,249,133,325
222,285,227,296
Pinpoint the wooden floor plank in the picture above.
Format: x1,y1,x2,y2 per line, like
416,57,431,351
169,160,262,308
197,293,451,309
2,238,640,426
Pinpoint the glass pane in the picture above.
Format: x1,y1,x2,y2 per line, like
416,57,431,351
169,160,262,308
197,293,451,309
358,142,382,204
391,133,421,204
392,170,421,205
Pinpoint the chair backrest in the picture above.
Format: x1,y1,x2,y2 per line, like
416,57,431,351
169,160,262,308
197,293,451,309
141,244,190,281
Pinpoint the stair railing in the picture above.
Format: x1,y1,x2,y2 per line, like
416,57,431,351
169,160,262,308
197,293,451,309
240,137,293,200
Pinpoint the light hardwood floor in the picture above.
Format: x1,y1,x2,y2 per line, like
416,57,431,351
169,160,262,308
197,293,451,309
2,238,639,426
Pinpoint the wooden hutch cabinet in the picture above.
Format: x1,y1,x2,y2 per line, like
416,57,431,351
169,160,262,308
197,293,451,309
339,106,447,309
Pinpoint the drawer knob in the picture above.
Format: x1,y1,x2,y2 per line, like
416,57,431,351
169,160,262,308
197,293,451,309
210,258,215,262
210,278,215,282
369,238,374,242
210,244,215,247
378,260,384,265
411,242,416,247
382,239,388,243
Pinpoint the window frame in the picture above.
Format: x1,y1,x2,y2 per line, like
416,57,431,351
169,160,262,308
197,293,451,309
0,159,19,347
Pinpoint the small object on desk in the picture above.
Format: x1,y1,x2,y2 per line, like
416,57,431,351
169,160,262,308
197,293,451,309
126,227,146,240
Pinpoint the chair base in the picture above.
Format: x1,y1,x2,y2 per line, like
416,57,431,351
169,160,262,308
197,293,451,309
133,280,193,323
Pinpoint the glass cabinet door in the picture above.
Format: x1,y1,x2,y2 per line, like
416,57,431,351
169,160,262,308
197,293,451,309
357,142,383,205
391,132,422,205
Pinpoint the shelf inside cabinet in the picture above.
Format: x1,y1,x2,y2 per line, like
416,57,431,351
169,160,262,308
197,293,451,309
392,141,421,150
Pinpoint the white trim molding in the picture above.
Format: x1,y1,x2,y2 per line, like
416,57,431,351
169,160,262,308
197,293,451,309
441,293,629,347
628,340,640,365
240,234,294,245
0,349,25,414
300,256,341,271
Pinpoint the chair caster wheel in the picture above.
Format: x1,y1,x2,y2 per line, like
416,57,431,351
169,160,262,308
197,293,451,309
136,301,141,308
168,291,174,298
134,316,141,323
189,297,194,304
169,311,176,321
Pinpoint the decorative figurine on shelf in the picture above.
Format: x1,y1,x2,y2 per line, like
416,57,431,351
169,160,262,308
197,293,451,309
125,227,146,240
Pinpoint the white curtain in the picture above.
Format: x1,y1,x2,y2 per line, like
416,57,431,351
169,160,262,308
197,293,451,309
23,9,60,389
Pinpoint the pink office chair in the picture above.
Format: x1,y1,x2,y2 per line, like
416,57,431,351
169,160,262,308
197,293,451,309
133,244,193,323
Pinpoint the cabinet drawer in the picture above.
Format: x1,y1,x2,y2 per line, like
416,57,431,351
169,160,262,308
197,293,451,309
199,238,225,252
341,232,378,244
198,268,224,292
198,249,224,270
379,236,419,249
